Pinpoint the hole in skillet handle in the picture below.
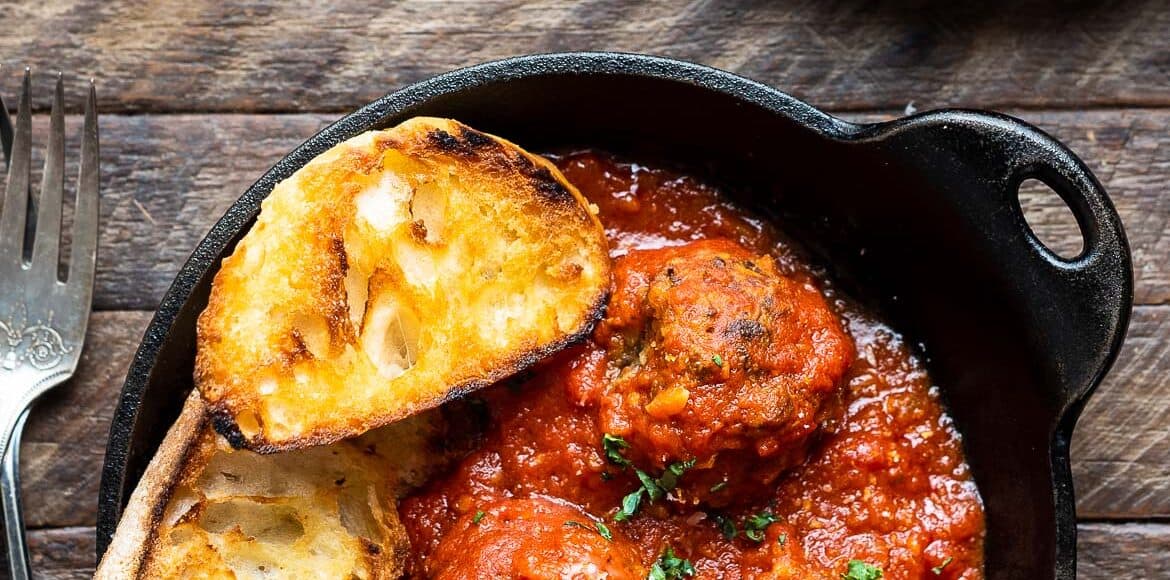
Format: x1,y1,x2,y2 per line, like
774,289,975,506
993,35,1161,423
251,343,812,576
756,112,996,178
1018,178,1085,261
1008,153,1106,270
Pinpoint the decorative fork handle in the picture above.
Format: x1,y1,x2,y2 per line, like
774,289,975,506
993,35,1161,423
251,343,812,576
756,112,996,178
1,405,31,580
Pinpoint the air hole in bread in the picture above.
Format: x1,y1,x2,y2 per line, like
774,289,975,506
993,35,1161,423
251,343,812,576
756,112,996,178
290,313,331,359
236,411,261,438
337,485,381,542
199,500,306,545
344,266,369,330
360,294,420,379
409,182,448,244
355,171,412,234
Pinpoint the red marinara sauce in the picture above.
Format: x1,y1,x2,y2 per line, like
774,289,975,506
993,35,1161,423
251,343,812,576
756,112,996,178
401,151,985,579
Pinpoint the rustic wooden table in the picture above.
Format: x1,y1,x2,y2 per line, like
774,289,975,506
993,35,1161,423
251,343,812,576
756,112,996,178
0,1,1166,578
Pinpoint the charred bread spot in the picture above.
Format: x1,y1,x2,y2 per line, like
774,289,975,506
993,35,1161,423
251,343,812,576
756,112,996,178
459,126,494,149
527,165,575,205
427,129,463,154
426,127,500,158
330,237,349,276
362,538,382,556
410,220,428,243
211,411,249,450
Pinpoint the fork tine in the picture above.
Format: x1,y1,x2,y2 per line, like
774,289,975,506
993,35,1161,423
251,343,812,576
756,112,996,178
0,69,32,278
68,80,98,287
31,74,65,283
0,66,13,168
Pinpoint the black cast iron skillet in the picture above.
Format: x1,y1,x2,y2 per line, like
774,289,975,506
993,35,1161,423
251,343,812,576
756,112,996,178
97,52,1132,579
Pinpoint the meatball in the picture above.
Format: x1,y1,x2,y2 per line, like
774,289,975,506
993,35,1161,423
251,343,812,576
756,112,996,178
424,496,646,579
588,239,853,504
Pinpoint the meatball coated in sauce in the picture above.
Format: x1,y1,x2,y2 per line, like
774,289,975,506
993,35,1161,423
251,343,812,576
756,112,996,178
423,496,646,580
578,239,853,504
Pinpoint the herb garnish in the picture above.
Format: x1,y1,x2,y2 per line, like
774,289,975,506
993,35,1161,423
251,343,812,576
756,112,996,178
931,556,953,575
603,434,633,468
657,459,696,491
713,514,738,540
842,560,883,580
471,510,486,525
602,433,697,522
564,520,612,542
743,510,779,542
648,546,696,580
614,489,643,521
777,533,787,546
595,522,613,541
614,459,696,521
712,354,724,367
709,481,728,493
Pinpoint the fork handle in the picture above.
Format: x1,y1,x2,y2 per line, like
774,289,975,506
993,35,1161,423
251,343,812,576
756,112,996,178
1,405,31,580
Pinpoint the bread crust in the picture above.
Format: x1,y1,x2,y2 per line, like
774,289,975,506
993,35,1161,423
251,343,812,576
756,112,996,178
95,391,209,579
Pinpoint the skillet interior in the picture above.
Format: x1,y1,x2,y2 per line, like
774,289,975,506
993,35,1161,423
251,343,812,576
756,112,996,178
97,53,1132,580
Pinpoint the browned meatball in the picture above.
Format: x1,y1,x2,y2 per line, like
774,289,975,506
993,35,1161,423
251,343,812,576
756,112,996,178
424,496,646,579
589,239,853,505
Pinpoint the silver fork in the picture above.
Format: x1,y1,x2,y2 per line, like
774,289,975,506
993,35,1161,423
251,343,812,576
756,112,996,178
0,70,99,580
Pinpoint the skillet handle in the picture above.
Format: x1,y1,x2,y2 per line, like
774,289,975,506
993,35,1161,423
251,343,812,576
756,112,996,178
994,114,1132,419
862,110,1133,580
883,110,1133,419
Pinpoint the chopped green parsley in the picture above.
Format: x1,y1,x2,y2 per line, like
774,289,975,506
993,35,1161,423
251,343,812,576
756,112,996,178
612,458,696,521
563,520,612,542
931,556,953,575
842,560,883,580
743,510,779,542
648,546,696,580
471,510,486,525
713,514,738,540
603,434,633,468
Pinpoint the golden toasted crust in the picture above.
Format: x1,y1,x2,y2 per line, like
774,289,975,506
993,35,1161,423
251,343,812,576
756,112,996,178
195,117,610,451
96,392,453,580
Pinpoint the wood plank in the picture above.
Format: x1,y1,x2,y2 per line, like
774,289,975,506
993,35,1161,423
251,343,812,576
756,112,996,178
10,108,1168,310
8,306,1169,529
3,523,1166,578
1071,306,1170,519
0,527,96,580
0,0,1167,113
1077,522,1170,579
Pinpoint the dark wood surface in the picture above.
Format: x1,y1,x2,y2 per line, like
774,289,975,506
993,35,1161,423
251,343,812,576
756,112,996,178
1,1,1167,578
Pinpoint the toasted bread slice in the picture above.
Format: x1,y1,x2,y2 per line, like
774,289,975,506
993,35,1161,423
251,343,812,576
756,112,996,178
96,392,452,579
195,117,610,451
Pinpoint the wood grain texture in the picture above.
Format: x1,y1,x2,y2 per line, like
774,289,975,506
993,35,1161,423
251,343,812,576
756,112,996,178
0,0,1167,114
1077,522,1170,579
3,307,1165,531
1071,306,1170,519
3,523,1167,579
8,109,1167,311
0,528,95,580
